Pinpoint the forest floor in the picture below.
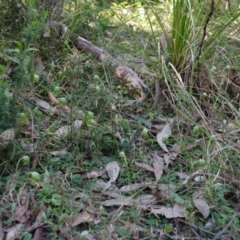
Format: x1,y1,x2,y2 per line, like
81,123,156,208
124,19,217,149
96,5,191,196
0,1,240,240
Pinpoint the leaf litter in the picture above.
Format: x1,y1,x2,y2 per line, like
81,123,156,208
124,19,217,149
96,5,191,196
2,3,240,240
156,119,174,152
192,191,210,219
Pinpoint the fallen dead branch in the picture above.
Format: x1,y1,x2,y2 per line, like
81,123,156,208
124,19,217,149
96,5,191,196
44,21,147,99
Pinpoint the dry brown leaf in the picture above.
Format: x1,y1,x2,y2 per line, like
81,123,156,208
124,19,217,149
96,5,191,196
94,181,122,199
120,183,152,192
135,162,154,172
103,196,133,206
105,161,120,183
54,125,70,138
33,227,43,240
169,144,181,161
48,92,59,105
6,224,24,240
36,99,50,110
48,92,71,112
103,194,156,207
54,120,82,138
193,198,210,219
163,154,171,167
135,194,157,206
152,152,164,180
15,190,31,223
151,204,185,218
72,210,94,226
156,122,172,152
31,210,45,240
115,66,147,89
103,161,120,191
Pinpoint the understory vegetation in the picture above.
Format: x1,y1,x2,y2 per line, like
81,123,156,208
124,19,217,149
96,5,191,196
1,0,240,239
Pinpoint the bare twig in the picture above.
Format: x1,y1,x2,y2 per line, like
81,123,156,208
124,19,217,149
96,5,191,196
198,0,215,57
197,0,215,92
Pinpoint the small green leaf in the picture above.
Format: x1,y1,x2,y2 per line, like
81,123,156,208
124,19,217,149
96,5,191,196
164,224,173,233
114,226,129,237
23,233,32,240
51,194,62,206
15,41,23,52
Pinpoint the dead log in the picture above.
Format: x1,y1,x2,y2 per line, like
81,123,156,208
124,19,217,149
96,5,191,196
45,21,147,99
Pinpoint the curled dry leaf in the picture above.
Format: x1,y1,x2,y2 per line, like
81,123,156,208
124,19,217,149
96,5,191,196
36,99,50,110
115,66,147,89
152,152,164,180
54,125,70,138
135,162,154,172
103,196,133,207
54,120,82,138
156,122,172,152
72,210,94,227
48,92,59,105
105,161,120,183
103,194,157,207
33,227,43,240
103,161,120,191
95,180,122,198
135,194,157,206
94,180,120,193
120,183,152,192
31,210,45,240
48,92,71,112
14,190,30,223
6,224,24,240
193,198,210,219
163,143,181,167
151,204,185,218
